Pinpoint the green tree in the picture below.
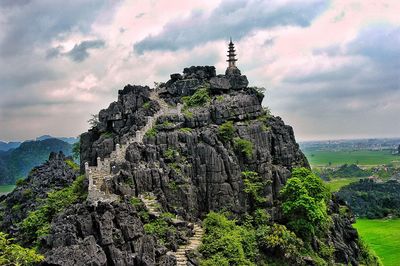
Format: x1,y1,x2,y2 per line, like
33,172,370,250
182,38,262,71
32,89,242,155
280,168,330,239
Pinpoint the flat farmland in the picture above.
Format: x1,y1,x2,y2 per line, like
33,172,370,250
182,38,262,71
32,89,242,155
303,150,398,167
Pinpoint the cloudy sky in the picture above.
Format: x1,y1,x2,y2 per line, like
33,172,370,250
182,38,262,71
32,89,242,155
0,0,399,142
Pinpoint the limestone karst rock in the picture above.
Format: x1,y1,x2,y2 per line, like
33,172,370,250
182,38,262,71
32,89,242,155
0,65,371,265
80,66,309,219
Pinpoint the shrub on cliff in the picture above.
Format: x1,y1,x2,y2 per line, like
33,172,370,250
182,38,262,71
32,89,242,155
182,85,210,108
200,212,256,266
218,121,235,142
234,138,253,159
143,212,177,245
280,168,330,239
0,232,44,265
241,171,268,209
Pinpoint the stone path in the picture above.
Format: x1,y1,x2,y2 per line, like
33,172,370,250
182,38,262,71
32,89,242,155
85,90,181,202
173,223,204,266
140,193,204,266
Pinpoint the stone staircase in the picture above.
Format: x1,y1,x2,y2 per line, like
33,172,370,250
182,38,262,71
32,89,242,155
140,192,204,266
173,223,204,266
85,90,182,203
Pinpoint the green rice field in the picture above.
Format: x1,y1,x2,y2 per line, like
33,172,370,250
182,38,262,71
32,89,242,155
0,185,15,196
354,219,400,266
303,150,398,167
325,177,363,192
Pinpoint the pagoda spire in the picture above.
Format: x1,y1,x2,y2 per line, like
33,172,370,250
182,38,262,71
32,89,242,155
227,37,238,68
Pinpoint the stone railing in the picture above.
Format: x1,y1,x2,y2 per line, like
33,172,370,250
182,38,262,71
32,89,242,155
85,91,182,202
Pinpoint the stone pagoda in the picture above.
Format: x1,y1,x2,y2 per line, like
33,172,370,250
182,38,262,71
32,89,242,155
225,38,242,76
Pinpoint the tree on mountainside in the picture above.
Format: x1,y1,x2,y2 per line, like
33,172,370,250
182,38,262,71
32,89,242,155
280,168,330,239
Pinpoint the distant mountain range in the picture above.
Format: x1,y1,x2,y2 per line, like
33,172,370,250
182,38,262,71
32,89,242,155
0,138,73,185
0,135,78,151
0,141,21,151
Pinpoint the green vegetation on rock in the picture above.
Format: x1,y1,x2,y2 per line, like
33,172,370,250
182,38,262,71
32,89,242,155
218,121,235,142
179,127,192,133
19,175,87,246
183,109,193,119
143,212,177,245
142,101,151,109
233,137,253,159
65,159,79,171
15,178,26,187
164,148,178,161
145,127,158,138
200,212,256,266
182,85,211,108
241,171,268,208
0,232,44,265
101,131,113,138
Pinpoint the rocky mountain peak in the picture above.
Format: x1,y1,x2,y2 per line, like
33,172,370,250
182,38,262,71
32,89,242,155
80,65,308,217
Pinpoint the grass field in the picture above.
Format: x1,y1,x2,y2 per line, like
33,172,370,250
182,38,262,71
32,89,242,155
354,219,400,266
325,177,363,192
0,185,15,196
303,150,399,167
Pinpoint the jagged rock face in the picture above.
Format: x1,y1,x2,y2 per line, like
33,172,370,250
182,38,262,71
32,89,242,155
0,152,77,235
42,201,176,266
112,106,308,219
328,196,361,265
80,85,160,170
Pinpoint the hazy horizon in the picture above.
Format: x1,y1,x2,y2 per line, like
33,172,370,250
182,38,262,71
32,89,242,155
1,0,399,142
